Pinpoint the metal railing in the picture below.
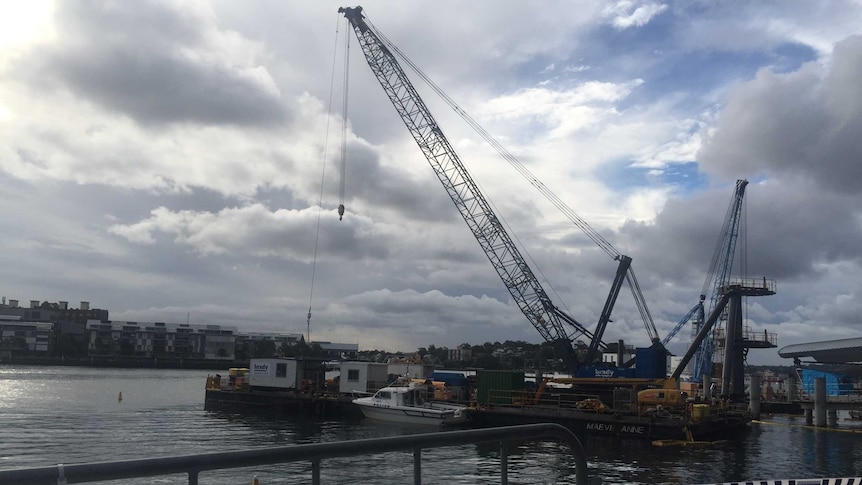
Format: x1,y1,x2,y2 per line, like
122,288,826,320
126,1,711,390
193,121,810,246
0,423,588,485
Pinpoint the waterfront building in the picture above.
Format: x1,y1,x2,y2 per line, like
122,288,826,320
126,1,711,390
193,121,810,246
0,298,109,324
1,296,361,364
236,332,305,350
0,319,54,357
314,341,359,360
86,320,238,360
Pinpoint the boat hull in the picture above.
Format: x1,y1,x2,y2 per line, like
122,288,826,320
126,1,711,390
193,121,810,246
355,402,468,426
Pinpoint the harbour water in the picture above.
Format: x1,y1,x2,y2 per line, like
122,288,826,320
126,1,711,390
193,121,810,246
1,365,860,484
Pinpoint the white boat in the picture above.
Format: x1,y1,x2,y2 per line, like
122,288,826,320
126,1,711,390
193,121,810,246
352,383,469,426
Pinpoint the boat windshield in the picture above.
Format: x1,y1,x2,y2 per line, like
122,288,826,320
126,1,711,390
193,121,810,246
403,389,424,406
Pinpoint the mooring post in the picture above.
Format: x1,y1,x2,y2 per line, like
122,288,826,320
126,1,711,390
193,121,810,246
749,374,761,419
413,448,421,485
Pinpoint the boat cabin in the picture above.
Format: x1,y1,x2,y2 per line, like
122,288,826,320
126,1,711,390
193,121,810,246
372,385,427,407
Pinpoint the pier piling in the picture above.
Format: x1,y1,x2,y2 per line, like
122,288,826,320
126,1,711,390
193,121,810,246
814,377,827,427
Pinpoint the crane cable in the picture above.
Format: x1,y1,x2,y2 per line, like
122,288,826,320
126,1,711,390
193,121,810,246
741,194,749,361
365,18,658,339
307,14,345,341
361,19,581,331
338,25,351,221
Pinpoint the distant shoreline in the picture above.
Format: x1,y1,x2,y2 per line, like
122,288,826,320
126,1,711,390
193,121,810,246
0,356,247,371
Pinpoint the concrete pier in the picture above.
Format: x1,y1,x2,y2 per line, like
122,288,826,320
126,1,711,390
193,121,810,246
749,374,761,419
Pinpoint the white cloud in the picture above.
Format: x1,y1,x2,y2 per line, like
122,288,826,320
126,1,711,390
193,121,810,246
603,1,668,29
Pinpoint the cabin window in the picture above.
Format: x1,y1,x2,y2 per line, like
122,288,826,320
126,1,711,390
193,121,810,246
378,391,391,399
276,363,287,378
348,369,359,381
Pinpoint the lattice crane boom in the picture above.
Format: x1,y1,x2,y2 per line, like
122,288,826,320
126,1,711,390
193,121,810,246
339,6,594,370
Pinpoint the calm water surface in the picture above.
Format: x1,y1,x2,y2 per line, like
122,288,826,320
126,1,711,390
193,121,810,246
1,366,861,484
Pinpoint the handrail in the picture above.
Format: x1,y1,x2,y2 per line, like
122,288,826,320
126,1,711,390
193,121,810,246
0,423,589,485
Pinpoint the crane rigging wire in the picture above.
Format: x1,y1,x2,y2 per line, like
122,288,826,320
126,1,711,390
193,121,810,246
359,19,581,335
307,14,346,342
338,27,351,221
364,17,659,341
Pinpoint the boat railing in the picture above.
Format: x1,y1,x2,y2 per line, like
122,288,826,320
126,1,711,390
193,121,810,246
482,389,605,412
0,423,589,485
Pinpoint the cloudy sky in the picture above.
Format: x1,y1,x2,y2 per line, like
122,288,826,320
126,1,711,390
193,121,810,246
2,1,862,366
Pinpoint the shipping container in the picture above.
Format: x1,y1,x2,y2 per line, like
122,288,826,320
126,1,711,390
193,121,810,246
477,370,525,405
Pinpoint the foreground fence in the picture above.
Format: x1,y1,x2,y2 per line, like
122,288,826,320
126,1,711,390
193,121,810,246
0,423,589,485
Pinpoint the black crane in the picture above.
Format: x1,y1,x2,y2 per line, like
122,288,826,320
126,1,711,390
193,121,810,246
338,6,660,372
660,180,748,351
692,179,748,382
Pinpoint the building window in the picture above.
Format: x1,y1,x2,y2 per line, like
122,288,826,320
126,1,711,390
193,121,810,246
276,363,287,378
347,369,359,381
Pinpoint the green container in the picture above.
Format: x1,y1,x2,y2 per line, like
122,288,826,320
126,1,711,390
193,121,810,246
477,370,525,405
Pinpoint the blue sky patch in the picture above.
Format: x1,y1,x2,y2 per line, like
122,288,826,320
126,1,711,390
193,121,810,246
596,159,705,195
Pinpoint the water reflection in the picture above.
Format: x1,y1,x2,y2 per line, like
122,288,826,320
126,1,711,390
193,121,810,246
4,366,862,484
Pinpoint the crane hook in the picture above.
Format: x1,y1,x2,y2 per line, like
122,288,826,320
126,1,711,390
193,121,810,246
338,204,345,220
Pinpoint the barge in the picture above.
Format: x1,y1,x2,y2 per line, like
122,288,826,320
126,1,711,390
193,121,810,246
204,363,750,441
203,363,364,419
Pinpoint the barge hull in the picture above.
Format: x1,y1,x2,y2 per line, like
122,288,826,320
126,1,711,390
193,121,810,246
468,405,750,441
205,389,364,420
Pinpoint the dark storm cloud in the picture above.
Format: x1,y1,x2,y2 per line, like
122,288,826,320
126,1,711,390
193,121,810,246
340,141,458,223
699,35,862,195
621,178,862,289
26,1,287,126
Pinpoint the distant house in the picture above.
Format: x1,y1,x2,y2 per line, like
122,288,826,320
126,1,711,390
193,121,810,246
447,345,472,362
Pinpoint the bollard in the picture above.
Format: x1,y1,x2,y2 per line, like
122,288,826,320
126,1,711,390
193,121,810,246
252,475,259,485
